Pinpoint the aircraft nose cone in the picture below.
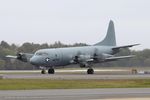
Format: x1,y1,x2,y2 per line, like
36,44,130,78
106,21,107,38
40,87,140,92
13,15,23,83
30,57,37,65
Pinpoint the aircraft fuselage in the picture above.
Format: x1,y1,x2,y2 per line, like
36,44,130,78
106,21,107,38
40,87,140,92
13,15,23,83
30,46,114,67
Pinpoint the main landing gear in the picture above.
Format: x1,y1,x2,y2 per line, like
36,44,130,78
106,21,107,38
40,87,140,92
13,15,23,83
87,68,94,74
41,68,55,74
48,68,55,74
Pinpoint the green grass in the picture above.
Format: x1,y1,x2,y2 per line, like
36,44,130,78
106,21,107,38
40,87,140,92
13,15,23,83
0,79,150,90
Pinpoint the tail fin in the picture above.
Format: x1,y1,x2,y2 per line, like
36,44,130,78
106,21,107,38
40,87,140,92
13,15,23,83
94,20,116,46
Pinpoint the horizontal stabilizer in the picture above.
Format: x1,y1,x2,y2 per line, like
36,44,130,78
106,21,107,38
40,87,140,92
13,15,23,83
112,44,140,50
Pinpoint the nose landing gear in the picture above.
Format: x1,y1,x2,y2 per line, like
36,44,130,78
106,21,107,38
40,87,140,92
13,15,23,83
40,67,55,74
41,69,46,74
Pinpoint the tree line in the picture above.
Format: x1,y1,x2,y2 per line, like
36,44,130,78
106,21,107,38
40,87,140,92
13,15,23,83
0,41,150,70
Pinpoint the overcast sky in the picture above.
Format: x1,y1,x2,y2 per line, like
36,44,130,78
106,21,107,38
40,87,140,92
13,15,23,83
0,0,150,50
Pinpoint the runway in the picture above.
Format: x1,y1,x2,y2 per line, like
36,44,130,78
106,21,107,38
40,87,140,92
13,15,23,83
2,73,150,80
0,88,150,100
1,69,150,79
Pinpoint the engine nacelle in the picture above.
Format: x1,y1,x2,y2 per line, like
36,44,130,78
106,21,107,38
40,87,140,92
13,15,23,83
78,55,91,62
79,62,89,68
73,55,91,67
17,53,34,62
73,55,91,63
17,53,28,62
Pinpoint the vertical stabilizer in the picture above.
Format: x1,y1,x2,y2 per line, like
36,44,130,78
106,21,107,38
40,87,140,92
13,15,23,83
95,20,116,46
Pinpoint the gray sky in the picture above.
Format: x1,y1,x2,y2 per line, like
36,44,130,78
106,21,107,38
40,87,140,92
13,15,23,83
0,0,150,50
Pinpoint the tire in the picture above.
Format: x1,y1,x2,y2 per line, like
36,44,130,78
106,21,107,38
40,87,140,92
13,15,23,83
87,68,94,74
48,68,55,74
41,70,46,74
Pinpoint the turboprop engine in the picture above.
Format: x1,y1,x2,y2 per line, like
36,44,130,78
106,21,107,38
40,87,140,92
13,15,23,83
16,53,28,62
16,53,33,62
73,55,92,68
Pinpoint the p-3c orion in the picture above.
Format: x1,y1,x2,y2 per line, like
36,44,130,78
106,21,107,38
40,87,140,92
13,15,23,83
6,20,139,74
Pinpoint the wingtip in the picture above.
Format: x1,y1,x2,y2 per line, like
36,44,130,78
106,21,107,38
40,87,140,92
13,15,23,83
133,44,140,46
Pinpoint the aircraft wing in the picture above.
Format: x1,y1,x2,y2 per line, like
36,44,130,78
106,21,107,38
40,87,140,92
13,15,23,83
6,55,17,59
6,53,34,62
112,44,140,50
104,55,135,62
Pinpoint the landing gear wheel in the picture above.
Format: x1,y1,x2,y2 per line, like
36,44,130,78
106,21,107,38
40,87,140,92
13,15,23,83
87,68,94,74
41,69,46,74
48,68,55,74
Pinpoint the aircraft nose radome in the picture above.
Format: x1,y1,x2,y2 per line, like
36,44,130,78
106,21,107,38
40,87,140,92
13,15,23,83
30,57,37,65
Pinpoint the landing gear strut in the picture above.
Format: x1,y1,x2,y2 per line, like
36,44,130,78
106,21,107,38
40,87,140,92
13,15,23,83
87,68,94,74
48,68,55,74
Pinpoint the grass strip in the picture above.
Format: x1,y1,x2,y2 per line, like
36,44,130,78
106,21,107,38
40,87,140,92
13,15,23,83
0,79,150,90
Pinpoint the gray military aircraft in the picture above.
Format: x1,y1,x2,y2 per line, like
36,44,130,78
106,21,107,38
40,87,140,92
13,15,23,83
6,20,139,74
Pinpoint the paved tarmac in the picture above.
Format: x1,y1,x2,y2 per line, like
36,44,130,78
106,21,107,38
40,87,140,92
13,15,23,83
0,88,150,100
1,73,150,80
0,69,150,80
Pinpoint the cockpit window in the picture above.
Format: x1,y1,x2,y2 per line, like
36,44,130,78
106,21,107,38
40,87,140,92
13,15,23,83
35,52,48,56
